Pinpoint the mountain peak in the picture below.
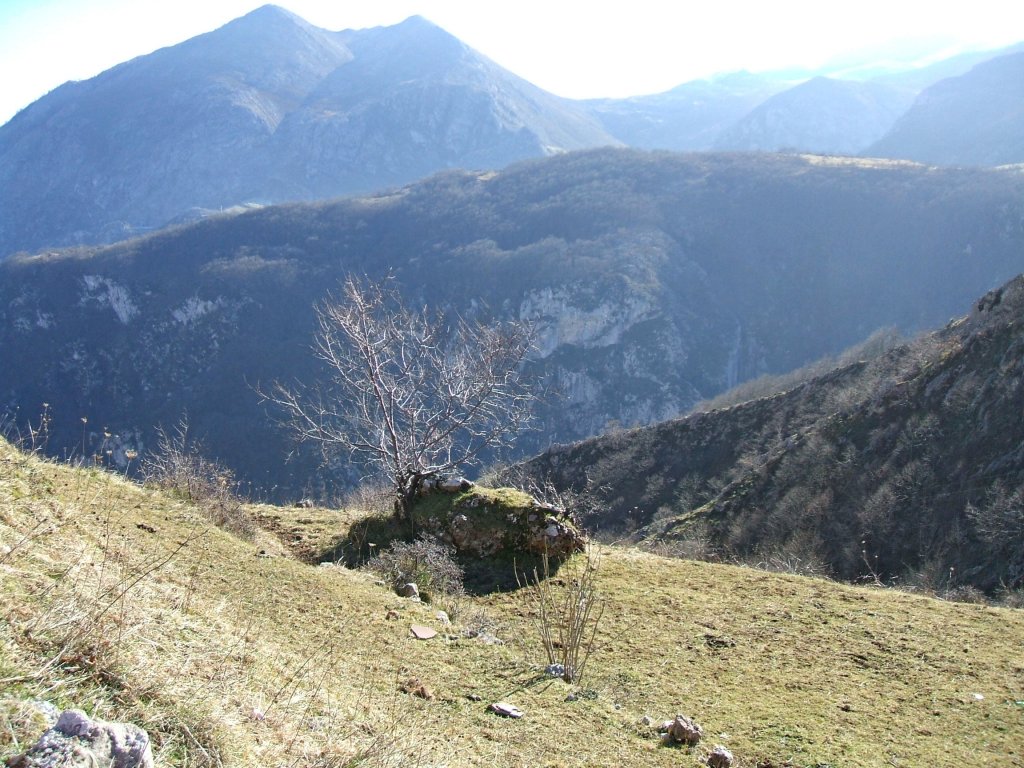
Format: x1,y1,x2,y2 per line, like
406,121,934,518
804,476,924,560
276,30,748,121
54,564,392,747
233,4,307,26
211,4,329,38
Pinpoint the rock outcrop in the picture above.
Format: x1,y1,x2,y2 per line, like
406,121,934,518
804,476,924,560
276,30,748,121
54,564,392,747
413,486,585,559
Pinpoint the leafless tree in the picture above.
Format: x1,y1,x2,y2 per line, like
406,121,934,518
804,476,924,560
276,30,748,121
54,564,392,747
263,276,535,517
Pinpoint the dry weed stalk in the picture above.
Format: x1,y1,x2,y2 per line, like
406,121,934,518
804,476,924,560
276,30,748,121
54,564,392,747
519,545,604,686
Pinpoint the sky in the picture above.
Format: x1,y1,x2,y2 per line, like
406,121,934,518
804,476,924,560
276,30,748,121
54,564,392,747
2,0,1023,125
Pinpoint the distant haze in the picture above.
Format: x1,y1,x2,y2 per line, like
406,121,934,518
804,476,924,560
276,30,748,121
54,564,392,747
2,0,1022,125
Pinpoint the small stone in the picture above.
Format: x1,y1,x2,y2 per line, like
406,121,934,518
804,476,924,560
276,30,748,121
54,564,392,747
385,609,400,621
667,713,703,746
435,610,451,625
10,709,154,768
397,583,419,599
707,745,733,767
439,477,473,493
467,693,482,702
639,715,655,727
545,663,566,677
489,702,523,719
410,624,437,640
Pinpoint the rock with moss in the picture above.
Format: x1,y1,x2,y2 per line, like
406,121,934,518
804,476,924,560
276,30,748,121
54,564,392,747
412,486,585,558
8,709,153,768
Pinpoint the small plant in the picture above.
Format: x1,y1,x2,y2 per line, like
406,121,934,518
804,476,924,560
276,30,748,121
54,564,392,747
518,545,604,686
365,537,465,615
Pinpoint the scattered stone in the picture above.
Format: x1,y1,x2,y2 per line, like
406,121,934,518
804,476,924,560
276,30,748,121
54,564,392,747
410,624,437,640
397,583,420,599
9,709,154,768
466,629,504,645
639,715,656,727
666,713,703,746
707,745,733,767
249,707,266,722
489,702,523,719
545,663,566,678
294,498,314,508
135,523,156,534
439,477,474,493
385,609,400,621
565,693,577,702
972,692,985,701
400,678,435,701
704,633,736,649
435,610,451,625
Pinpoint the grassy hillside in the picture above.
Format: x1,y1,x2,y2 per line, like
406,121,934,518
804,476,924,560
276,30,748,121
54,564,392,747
2,439,1023,767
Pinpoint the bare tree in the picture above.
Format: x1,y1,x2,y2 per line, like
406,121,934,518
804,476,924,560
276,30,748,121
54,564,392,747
264,276,535,517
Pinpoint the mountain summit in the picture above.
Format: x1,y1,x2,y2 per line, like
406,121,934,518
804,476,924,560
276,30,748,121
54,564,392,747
0,8,615,258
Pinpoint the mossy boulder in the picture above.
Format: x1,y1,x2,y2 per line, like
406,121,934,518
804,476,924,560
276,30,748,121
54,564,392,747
411,485,585,559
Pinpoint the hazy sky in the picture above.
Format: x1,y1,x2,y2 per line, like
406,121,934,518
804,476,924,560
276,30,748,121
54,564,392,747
2,0,1022,124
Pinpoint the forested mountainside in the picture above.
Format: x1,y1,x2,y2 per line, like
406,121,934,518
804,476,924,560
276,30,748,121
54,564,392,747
520,274,1024,592
867,51,1024,166
2,149,1023,499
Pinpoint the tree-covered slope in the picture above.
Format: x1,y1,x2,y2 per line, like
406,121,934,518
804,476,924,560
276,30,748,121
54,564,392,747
520,274,1024,592
2,149,1023,499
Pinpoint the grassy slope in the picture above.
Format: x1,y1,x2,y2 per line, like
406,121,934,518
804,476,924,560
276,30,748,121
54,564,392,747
2,439,1022,767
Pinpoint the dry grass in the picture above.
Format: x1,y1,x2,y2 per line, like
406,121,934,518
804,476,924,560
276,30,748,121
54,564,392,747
2,439,1023,767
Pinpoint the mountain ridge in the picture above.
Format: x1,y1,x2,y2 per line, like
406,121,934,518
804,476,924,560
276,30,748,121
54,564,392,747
0,8,616,258
2,149,1022,501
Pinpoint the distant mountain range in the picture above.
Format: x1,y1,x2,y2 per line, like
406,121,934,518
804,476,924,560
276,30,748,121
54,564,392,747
0,6,616,258
1,5,1022,258
2,149,1022,499
868,51,1024,166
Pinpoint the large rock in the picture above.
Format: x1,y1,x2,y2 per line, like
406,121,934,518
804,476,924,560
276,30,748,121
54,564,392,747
664,713,703,746
8,709,153,768
413,487,585,559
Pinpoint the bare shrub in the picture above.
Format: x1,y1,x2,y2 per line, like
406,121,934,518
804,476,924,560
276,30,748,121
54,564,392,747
518,546,604,686
365,537,465,616
642,535,717,563
940,585,988,604
142,418,256,541
747,545,830,579
995,587,1024,609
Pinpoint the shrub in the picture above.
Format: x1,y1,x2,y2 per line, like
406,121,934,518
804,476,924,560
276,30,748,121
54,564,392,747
518,545,604,686
365,537,465,615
